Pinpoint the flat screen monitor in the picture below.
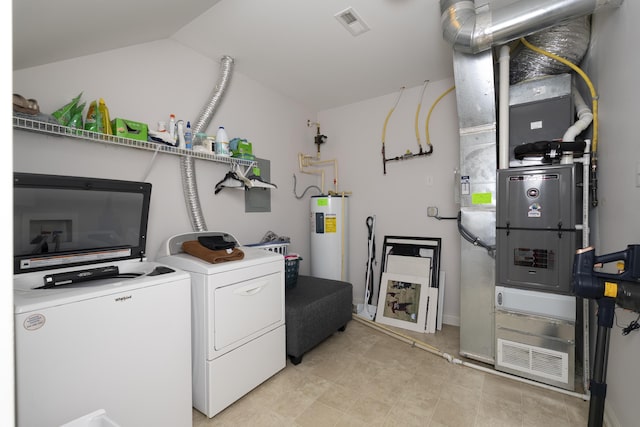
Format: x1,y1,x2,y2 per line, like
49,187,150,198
13,172,152,274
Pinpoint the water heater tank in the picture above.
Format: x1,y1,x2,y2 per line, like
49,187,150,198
310,195,349,281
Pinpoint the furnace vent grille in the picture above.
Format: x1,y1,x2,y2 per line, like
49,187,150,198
497,338,568,384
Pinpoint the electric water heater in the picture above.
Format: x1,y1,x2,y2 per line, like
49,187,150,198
310,195,349,281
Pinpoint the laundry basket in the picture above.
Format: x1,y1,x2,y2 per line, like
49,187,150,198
284,255,302,289
245,241,289,256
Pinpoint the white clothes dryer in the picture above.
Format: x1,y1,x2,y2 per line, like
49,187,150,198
158,232,286,418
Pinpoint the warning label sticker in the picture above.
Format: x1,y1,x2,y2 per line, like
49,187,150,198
325,215,337,233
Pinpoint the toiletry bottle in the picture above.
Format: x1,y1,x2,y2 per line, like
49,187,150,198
169,114,176,140
185,121,193,149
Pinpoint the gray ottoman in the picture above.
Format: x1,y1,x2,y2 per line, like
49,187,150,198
285,275,353,365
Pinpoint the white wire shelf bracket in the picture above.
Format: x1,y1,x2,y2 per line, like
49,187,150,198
13,116,257,169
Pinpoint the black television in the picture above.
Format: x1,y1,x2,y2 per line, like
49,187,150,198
13,172,152,274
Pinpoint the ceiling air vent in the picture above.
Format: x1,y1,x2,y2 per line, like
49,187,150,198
335,7,370,37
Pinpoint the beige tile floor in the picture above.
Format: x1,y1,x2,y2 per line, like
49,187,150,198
193,318,589,427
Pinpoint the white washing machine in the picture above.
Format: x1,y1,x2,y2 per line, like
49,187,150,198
157,232,286,418
12,172,192,427
14,259,193,427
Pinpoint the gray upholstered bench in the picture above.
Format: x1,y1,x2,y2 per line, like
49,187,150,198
285,275,353,365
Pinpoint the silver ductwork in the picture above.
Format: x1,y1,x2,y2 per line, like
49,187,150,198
440,0,622,54
510,16,591,84
453,48,498,363
181,55,234,232
440,0,622,373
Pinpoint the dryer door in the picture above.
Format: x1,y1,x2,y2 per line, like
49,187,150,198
213,272,283,352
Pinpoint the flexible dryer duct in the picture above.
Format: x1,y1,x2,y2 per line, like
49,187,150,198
181,55,234,232
510,16,591,85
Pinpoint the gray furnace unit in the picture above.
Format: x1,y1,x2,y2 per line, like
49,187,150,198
495,163,582,390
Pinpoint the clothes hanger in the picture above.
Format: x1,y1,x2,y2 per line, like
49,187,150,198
246,173,277,190
214,169,244,194
214,164,255,194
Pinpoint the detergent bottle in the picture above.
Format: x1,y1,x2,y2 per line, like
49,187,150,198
98,98,112,135
215,126,230,156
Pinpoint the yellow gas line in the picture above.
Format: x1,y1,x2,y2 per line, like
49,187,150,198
425,85,455,149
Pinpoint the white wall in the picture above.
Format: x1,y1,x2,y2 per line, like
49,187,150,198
14,44,463,326
587,2,640,425
13,39,317,269
317,79,462,325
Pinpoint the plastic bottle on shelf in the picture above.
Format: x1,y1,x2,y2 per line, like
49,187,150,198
176,120,186,149
168,114,176,140
192,132,207,152
98,98,113,135
215,126,230,156
184,121,193,149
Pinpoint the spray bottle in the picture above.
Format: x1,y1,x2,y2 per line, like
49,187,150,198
185,121,193,149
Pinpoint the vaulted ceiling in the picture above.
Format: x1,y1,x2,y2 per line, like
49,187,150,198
13,0,454,111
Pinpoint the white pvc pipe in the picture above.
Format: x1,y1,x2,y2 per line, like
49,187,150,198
307,158,339,194
498,45,511,169
575,140,592,392
455,358,589,400
563,87,594,142
351,314,590,400
298,153,327,194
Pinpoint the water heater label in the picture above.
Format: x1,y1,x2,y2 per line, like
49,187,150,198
317,198,328,206
325,215,337,233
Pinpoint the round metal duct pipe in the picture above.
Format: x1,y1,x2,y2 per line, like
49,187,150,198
440,0,623,53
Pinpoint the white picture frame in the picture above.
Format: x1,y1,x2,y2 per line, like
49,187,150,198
375,272,430,333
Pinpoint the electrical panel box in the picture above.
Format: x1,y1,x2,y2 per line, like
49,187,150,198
509,74,574,167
